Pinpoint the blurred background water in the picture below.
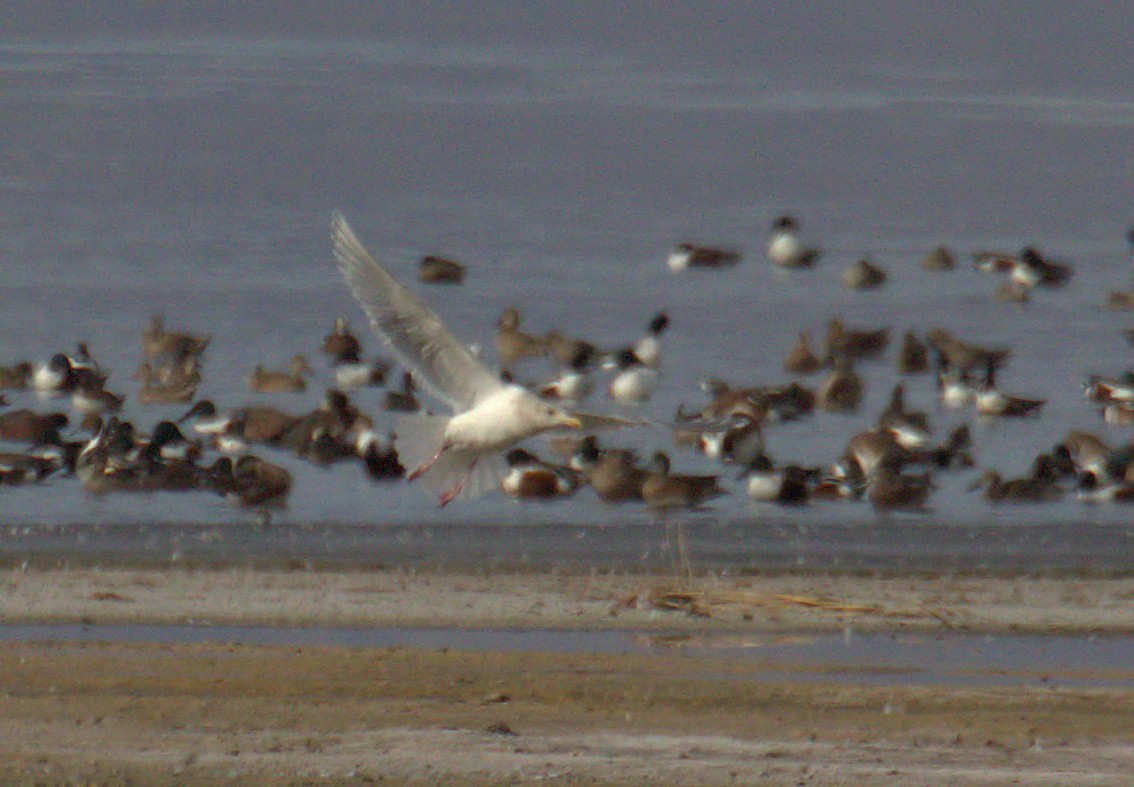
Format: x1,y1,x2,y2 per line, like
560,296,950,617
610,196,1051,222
3,4,1134,571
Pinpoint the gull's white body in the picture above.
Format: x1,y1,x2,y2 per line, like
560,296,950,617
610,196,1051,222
331,213,581,504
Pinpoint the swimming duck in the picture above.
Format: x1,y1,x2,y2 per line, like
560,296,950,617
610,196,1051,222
537,347,594,403
823,318,889,364
840,257,887,290
767,215,821,268
357,430,404,480
896,332,929,375
247,354,310,394
607,349,657,404
495,307,547,371
0,409,70,444
501,447,581,499
921,246,955,271
641,451,726,510
331,346,390,390
740,454,811,505
866,458,933,511
209,454,292,510
816,356,863,414
666,243,741,272
782,331,823,376
142,315,210,366
384,371,422,412
134,360,199,405
418,254,465,284
571,436,647,503
969,469,1063,503
926,328,1010,376
974,361,1044,418
321,317,363,361
0,361,33,390
1011,247,1073,289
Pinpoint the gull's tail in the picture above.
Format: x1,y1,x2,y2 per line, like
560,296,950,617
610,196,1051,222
395,413,507,501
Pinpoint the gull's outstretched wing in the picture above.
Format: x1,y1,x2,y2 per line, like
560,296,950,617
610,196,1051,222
331,212,502,410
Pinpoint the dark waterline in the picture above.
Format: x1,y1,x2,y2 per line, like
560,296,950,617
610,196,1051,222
7,622,1133,690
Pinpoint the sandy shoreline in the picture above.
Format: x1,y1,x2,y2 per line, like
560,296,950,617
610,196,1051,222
3,566,1134,634
2,567,1134,784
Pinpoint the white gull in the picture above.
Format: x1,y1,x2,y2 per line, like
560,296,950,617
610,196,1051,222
331,212,594,507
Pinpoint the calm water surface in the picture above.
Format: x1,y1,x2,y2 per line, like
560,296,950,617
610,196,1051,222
3,7,1134,571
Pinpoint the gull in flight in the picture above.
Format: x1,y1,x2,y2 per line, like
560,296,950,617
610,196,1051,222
331,212,589,507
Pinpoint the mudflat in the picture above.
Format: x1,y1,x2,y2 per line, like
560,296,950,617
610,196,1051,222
2,567,1133,784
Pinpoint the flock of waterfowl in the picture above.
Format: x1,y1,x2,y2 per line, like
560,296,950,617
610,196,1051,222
4,214,1134,518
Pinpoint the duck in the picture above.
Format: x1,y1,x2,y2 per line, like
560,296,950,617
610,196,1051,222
695,413,765,466
1077,471,1134,504
320,317,363,361
816,356,863,414
0,450,61,484
537,348,594,403
767,215,821,268
866,458,933,510
501,448,580,499
877,383,931,449
32,354,77,395
921,246,955,271
896,332,929,375
0,361,33,390
782,331,823,376
607,349,657,404
840,257,887,290
209,454,292,510
142,315,210,365
969,469,1063,503
972,251,1018,274
1083,374,1134,404
571,436,647,503
247,354,310,393
641,451,726,510
823,318,889,364
926,328,1010,376
380,371,419,412
71,378,125,417
844,429,907,479
133,361,199,405
974,361,1044,418
1056,430,1111,478
1011,247,1073,289
666,243,741,272
544,330,601,370
357,430,404,480
418,254,465,284
331,346,389,390
180,400,298,446
0,409,70,443
495,307,547,371
629,312,669,369
740,455,811,505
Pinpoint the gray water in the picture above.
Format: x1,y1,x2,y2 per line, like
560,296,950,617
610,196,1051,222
4,6,1134,571
5,622,1133,689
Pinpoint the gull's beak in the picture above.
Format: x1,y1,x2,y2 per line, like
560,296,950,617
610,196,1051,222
560,415,583,430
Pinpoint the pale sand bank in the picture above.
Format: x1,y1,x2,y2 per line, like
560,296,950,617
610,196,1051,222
2,567,1134,633
1,567,1133,785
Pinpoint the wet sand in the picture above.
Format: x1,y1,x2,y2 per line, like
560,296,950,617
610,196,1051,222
2,567,1134,784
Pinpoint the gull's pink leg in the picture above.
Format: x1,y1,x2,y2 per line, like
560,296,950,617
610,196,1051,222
437,458,478,508
407,443,448,482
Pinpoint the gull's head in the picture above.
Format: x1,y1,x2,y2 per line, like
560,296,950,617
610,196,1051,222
511,389,581,433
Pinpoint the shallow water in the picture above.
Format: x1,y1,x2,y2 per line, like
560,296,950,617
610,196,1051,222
4,622,1132,689
3,7,1134,570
